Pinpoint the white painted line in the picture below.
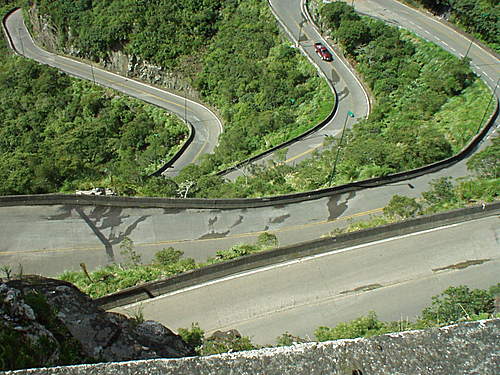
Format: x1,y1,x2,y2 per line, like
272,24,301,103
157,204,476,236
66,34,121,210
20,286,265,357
14,9,224,136
299,0,370,118
121,220,481,309
390,0,499,63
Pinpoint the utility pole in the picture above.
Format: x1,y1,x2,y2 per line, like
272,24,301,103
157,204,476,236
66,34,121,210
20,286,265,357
235,165,248,185
464,39,473,59
476,78,499,134
329,111,354,186
296,21,304,47
184,93,187,123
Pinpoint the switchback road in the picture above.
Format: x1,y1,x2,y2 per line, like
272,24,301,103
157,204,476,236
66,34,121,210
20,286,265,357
0,1,498,279
3,9,223,174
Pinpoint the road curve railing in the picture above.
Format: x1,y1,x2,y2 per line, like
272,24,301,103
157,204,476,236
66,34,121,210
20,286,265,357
2,8,204,177
94,202,500,310
0,94,496,209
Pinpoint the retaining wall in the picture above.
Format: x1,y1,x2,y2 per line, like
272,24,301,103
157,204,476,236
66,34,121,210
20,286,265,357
4,319,499,375
95,201,500,310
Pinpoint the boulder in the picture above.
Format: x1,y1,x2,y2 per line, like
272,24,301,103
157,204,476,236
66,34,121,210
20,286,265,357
0,276,194,369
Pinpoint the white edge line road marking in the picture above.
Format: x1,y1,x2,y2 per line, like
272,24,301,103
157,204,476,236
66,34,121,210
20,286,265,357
393,0,499,64
121,221,472,310
300,0,371,117
17,11,224,135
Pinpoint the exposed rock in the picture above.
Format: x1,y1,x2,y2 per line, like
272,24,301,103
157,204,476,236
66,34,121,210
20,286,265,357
27,5,199,99
207,329,242,342
0,276,194,369
5,319,499,375
27,6,60,53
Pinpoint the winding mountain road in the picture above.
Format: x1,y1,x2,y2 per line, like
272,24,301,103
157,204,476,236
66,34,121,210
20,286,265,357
3,8,223,174
2,1,497,275
0,0,500,334
224,0,370,179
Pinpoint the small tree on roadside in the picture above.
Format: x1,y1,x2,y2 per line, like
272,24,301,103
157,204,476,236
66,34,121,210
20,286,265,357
256,232,279,249
383,195,422,219
178,323,205,352
466,137,500,179
422,177,457,208
154,247,183,266
420,285,495,325
119,237,142,267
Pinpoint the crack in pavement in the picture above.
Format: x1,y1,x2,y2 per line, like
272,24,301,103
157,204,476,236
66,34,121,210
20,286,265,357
432,259,491,272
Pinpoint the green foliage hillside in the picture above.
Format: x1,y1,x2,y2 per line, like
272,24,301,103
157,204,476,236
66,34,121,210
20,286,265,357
182,3,493,198
408,0,499,52
29,0,334,171
0,2,188,196
31,0,225,70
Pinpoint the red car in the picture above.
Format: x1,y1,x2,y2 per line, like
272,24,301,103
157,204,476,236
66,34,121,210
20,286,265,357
314,42,333,61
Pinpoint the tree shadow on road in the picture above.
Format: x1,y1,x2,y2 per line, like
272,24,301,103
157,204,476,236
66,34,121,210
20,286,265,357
48,205,150,262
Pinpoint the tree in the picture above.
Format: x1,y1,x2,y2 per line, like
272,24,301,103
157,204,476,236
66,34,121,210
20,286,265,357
320,2,359,30
421,285,494,325
336,20,372,55
383,195,422,219
177,323,204,351
422,177,457,206
256,232,278,249
154,247,183,266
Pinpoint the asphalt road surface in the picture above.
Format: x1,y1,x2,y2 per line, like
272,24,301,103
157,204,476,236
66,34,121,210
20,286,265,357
4,9,223,174
113,215,500,345
0,1,498,278
224,0,370,179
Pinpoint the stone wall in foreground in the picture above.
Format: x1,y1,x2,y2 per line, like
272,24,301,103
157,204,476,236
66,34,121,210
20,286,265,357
5,319,499,375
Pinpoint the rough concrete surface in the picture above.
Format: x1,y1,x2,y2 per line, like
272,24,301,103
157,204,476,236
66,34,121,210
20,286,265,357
4,319,499,375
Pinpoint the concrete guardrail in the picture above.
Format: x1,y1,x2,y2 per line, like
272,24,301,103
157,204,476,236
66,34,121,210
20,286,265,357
1,4,498,210
95,201,500,310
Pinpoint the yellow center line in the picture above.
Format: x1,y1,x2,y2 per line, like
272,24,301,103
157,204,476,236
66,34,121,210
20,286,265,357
284,143,323,164
53,58,186,110
0,207,384,256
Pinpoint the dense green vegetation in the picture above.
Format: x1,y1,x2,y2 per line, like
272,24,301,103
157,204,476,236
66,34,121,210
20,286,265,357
5,1,494,198
312,284,498,342
0,2,188,196
30,0,334,174
330,136,499,235
170,2,492,198
406,0,499,52
59,232,279,298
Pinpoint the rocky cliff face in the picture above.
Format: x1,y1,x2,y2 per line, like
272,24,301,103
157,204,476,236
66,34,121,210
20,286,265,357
0,276,194,371
5,318,499,375
26,5,199,99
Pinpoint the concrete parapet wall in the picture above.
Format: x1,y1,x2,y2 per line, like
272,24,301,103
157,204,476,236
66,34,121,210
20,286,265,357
0,89,497,210
5,319,499,375
95,202,500,310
